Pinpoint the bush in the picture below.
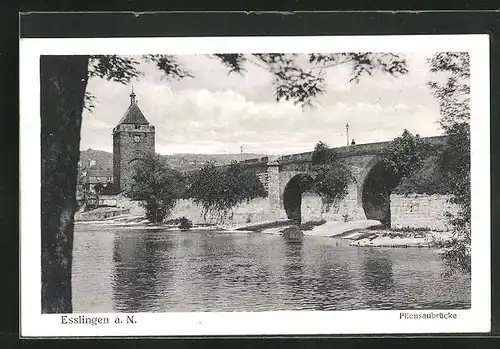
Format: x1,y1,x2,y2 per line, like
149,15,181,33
187,161,267,223
380,129,432,180
311,141,338,165
127,153,185,223
178,217,193,231
93,182,104,194
310,141,353,204
101,181,117,195
280,225,304,239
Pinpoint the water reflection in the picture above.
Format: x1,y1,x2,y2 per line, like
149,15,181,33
362,249,394,292
282,240,305,305
361,249,395,309
72,226,471,312
112,231,174,312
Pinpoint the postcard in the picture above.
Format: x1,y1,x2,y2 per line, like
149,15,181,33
20,34,490,337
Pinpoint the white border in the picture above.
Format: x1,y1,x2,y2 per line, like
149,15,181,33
20,35,491,337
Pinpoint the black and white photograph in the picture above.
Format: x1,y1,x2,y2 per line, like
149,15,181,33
20,35,490,336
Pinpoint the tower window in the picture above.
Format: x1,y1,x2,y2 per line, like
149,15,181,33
135,125,140,129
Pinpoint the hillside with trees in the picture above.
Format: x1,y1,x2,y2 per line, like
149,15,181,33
79,149,267,171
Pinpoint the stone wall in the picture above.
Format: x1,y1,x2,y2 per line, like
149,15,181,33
100,195,283,225
75,207,130,221
390,193,458,231
114,194,146,216
169,197,285,225
301,190,366,223
169,193,367,226
98,195,118,207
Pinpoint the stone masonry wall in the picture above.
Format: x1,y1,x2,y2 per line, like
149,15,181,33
301,189,366,223
390,193,458,231
169,197,283,225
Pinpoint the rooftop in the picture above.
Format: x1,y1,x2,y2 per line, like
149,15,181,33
87,168,113,177
117,89,150,125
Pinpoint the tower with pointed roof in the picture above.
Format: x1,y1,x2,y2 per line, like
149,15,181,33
112,89,155,192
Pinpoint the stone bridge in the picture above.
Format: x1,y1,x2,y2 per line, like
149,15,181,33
235,136,447,226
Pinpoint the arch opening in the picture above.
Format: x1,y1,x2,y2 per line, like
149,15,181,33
361,162,401,227
282,173,315,225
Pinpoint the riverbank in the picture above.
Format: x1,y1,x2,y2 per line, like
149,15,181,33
256,220,452,248
74,214,453,248
346,229,453,247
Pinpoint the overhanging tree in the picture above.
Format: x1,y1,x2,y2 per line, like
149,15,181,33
41,52,408,312
428,52,471,274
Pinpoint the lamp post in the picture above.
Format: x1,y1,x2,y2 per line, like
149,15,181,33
346,123,350,146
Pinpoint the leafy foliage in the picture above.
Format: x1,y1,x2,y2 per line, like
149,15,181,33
309,52,409,82
213,53,408,107
187,162,267,223
391,154,448,195
310,141,353,204
213,54,247,74
88,55,142,83
83,52,409,111
83,91,97,113
428,52,471,274
312,164,353,205
441,124,471,221
380,129,431,180
428,52,470,131
311,141,339,165
93,182,104,194
143,54,194,80
440,123,471,274
100,181,117,195
127,153,186,223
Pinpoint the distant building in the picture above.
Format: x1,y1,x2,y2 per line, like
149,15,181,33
86,168,114,186
112,89,156,192
78,167,114,192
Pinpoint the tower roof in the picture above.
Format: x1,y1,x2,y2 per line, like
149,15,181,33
117,89,150,125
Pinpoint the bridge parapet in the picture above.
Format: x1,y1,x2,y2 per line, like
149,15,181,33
237,135,448,166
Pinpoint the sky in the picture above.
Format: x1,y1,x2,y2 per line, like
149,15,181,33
80,53,443,156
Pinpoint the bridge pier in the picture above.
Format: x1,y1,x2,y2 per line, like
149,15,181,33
338,182,367,221
267,157,281,219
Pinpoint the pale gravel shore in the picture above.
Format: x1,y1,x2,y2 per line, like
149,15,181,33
348,230,453,247
75,216,453,248
305,220,383,237
257,220,453,249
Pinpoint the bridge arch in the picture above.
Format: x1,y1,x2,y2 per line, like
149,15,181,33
282,173,315,224
361,160,401,226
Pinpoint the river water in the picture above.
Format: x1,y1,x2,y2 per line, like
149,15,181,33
72,224,470,313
